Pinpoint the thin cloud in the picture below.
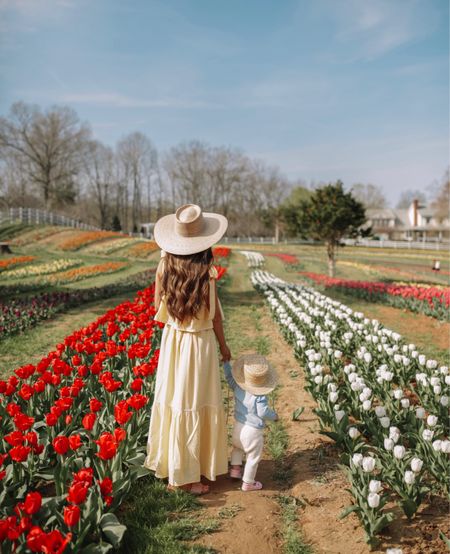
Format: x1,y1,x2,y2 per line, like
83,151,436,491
61,92,223,110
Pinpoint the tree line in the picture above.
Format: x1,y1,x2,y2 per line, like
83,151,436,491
0,101,447,238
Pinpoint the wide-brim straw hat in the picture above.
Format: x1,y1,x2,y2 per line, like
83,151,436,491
154,204,228,255
231,354,278,396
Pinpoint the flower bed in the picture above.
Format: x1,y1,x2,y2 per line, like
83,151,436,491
84,238,141,255
0,256,36,272
0,270,157,338
121,241,159,258
1,259,83,280
12,227,65,247
46,262,128,285
252,270,449,547
60,232,122,251
212,247,231,258
239,250,265,267
0,285,159,552
266,252,299,264
300,271,450,321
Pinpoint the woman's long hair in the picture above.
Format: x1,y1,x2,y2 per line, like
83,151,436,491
161,247,214,323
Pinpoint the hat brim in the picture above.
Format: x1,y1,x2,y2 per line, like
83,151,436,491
231,355,278,396
154,212,228,255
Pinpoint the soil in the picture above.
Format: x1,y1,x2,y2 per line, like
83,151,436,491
191,255,449,554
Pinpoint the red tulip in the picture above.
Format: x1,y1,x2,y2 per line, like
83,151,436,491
53,436,70,455
14,413,34,431
5,430,25,446
68,434,82,450
114,400,132,425
45,413,58,426
63,505,80,527
98,477,113,496
95,432,117,460
89,398,103,412
23,492,42,515
82,412,96,431
127,394,148,410
67,481,89,504
73,467,94,486
26,526,46,552
9,445,31,462
114,427,126,443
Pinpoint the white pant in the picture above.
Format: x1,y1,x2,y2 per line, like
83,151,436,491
231,421,264,483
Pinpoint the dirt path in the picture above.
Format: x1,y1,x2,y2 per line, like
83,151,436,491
193,254,448,554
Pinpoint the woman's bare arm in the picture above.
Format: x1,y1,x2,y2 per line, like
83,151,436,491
154,259,164,311
212,280,231,361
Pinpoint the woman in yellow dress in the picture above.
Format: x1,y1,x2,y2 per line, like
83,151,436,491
144,204,231,495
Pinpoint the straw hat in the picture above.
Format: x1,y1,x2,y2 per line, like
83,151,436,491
231,354,278,396
154,204,228,255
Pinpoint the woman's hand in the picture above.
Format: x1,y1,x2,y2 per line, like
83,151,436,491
220,344,231,362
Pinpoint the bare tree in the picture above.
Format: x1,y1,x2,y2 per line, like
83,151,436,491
83,141,116,229
350,183,387,208
117,132,157,231
430,169,450,222
396,189,427,209
0,101,91,209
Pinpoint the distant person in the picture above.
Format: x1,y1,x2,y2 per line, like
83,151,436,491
224,354,278,491
432,259,441,272
143,203,231,495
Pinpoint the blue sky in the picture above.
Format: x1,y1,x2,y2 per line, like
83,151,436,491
0,0,448,205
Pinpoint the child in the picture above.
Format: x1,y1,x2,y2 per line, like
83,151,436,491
224,354,278,491
144,204,231,496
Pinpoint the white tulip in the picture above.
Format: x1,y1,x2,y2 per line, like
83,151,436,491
379,417,390,428
393,389,403,400
440,440,450,453
433,385,442,395
386,549,403,554
427,415,438,427
363,352,372,364
432,440,442,452
440,396,449,407
389,427,400,443
335,410,345,422
314,375,323,385
362,456,376,472
401,399,410,409
369,480,382,493
348,427,360,439
445,376,450,386
367,492,380,508
430,376,440,386
415,407,426,419
404,471,415,485
384,438,394,451
375,406,386,418
418,355,426,365
393,445,406,459
362,399,372,411
334,350,342,359
422,429,434,441
410,458,423,473
329,391,338,403
352,453,363,467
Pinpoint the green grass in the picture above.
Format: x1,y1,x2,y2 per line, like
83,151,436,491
116,477,219,554
276,495,314,554
0,292,136,376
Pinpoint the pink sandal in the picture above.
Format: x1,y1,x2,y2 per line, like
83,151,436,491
230,467,243,479
241,480,263,491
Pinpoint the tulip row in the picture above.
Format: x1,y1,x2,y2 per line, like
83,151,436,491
0,269,156,338
266,252,299,265
251,270,449,547
45,262,128,285
60,231,122,251
122,241,159,258
0,282,161,553
1,259,83,280
84,238,141,255
300,271,450,321
0,256,36,271
239,250,265,267
212,246,231,258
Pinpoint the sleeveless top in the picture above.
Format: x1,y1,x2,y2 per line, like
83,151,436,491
153,251,225,332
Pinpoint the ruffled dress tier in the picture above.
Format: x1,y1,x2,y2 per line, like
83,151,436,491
144,263,228,486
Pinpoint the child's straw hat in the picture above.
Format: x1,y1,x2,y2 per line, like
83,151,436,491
231,354,278,395
154,203,228,255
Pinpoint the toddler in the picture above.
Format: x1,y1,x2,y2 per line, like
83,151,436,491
224,354,278,491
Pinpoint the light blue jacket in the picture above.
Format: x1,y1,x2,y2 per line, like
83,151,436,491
223,361,277,430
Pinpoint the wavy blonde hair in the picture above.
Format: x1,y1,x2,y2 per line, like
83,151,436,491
160,247,214,323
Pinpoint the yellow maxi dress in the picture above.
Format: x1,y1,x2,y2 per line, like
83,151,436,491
144,262,228,486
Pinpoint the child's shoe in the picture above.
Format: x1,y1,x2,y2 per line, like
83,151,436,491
241,480,263,491
229,466,243,479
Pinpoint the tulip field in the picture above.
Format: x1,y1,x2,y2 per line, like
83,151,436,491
0,224,448,553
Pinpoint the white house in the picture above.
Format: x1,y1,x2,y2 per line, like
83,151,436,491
366,200,449,242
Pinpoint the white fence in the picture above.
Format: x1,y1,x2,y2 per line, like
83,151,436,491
0,208,98,230
342,238,450,251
